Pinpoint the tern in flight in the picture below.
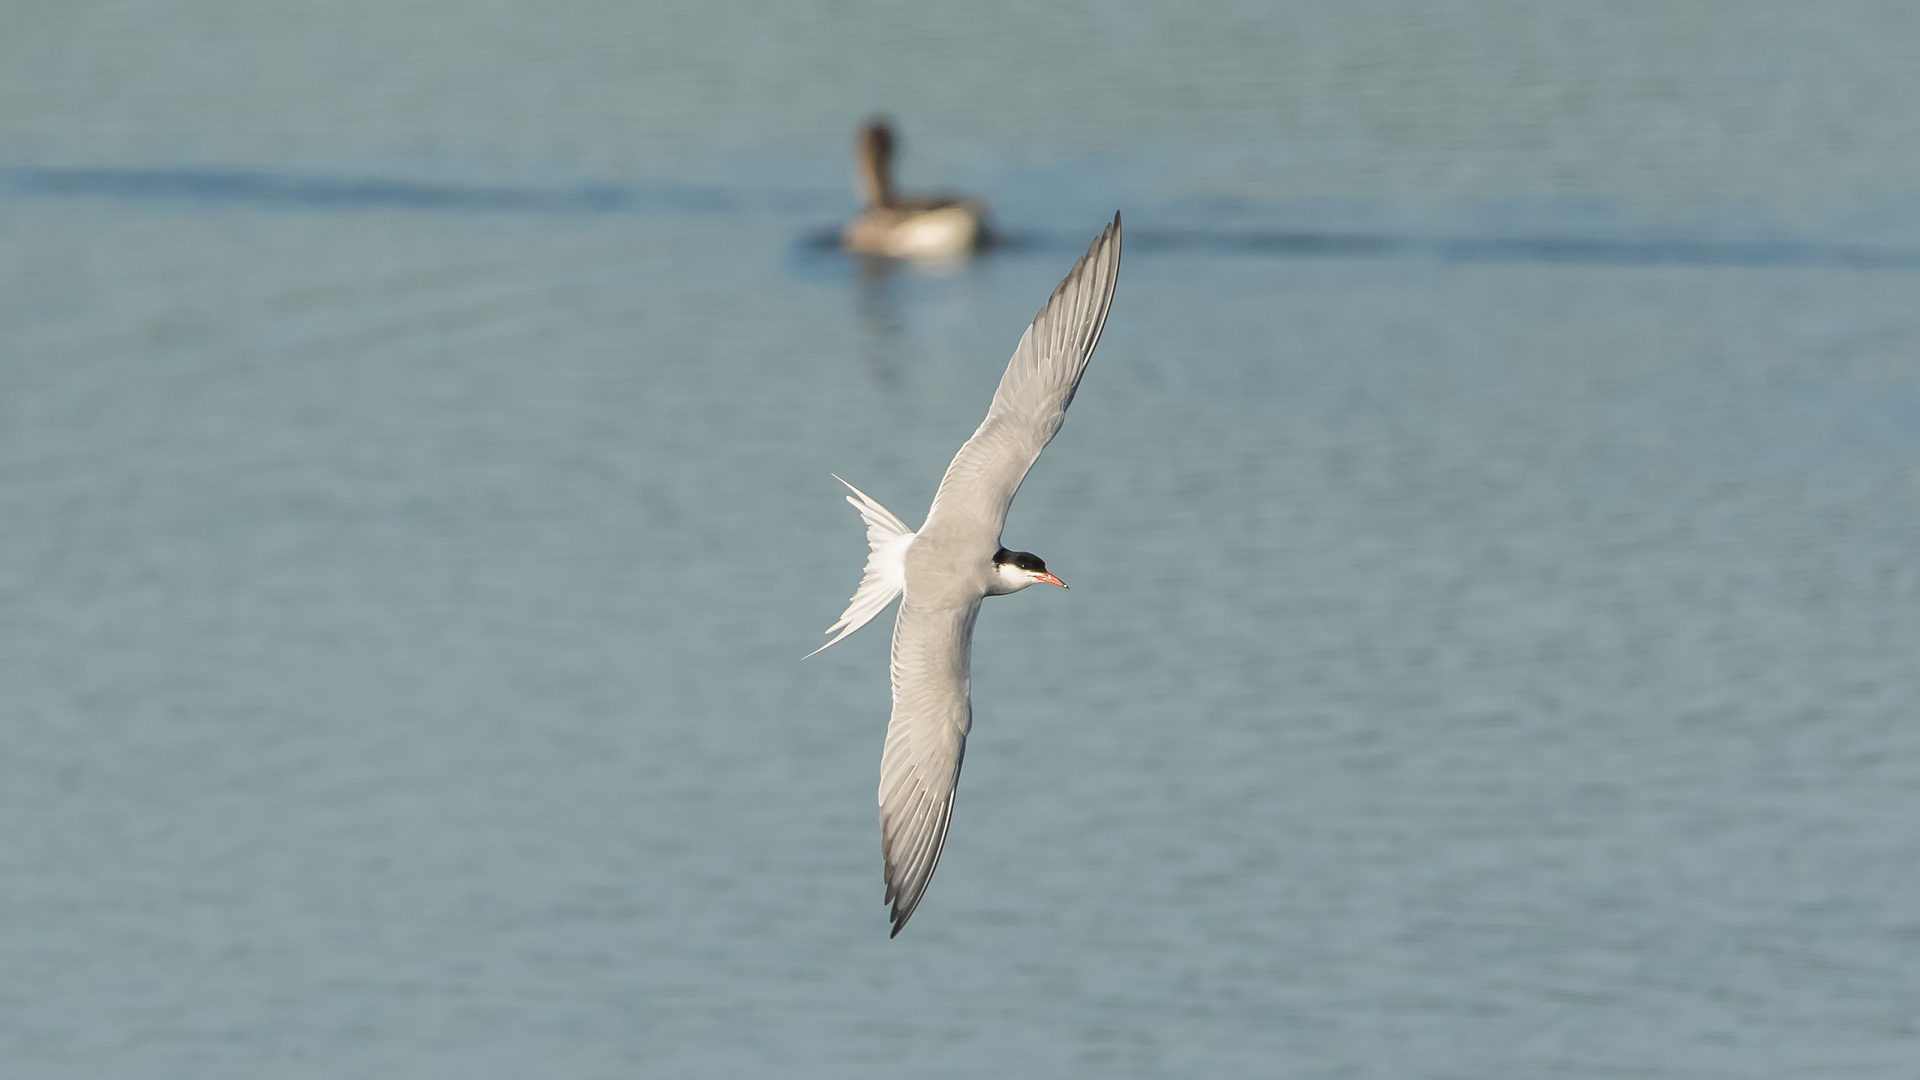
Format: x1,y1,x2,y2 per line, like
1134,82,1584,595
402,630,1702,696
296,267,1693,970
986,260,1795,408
812,214,1122,936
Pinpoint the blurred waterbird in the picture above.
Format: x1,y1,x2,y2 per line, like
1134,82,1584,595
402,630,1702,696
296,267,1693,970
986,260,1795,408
813,215,1122,935
840,118,990,259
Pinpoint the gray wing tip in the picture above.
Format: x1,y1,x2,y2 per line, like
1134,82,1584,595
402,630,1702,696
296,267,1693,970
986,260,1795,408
1078,211,1123,291
881,788,958,938
1036,213,1122,364
884,871,923,937
883,847,939,937
886,876,931,937
1084,212,1121,274
1028,212,1122,330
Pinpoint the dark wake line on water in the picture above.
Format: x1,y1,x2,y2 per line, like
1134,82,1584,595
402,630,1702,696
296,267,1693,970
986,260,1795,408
3,164,841,216
805,226,1920,272
996,228,1920,271
15,166,1919,272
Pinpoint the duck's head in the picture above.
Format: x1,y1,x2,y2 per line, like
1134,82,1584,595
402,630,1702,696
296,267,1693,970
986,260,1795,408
990,547,1067,595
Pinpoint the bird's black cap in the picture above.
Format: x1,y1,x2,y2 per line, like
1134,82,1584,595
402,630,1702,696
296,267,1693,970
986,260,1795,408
993,548,1048,573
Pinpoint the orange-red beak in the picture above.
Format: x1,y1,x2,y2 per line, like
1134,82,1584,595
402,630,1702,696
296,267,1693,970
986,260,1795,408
1036,572,1068,588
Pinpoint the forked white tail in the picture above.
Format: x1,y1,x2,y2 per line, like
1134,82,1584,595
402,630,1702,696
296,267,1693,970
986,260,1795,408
808,476,915,657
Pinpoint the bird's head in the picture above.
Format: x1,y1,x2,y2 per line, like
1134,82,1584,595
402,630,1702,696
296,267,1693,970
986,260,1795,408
990,548,1067,595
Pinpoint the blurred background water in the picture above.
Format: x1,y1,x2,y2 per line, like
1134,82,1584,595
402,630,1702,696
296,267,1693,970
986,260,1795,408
4,2,1920,1077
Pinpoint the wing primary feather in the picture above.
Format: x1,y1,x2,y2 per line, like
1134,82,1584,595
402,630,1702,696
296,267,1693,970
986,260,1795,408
886,788,957,937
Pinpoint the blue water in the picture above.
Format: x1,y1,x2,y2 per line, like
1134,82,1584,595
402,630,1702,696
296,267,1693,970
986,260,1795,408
4,3,1919,1077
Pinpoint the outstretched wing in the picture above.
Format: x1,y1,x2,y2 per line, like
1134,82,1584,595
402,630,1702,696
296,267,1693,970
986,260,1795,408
921,214,1122,549
877,596,981,937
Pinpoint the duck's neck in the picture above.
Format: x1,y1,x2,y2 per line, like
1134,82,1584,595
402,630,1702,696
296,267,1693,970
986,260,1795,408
857,125,895,208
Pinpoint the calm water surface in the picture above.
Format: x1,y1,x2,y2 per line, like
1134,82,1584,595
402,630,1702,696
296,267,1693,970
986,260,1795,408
4,3,1919,1078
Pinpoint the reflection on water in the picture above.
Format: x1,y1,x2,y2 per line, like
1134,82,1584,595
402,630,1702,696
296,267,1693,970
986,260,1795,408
5,3,1920,1079
851,261,908,390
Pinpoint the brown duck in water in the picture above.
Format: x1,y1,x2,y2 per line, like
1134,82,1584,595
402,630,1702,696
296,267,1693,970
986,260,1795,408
841,118,989,260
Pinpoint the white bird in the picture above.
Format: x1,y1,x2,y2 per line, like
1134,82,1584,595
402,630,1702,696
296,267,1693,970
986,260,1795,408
813,215,1122,936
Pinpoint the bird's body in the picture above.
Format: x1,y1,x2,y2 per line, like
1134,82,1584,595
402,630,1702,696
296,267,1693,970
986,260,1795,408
814,215,1122,935
841,119,989,260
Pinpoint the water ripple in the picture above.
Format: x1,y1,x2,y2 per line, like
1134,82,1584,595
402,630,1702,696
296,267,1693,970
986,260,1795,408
14,165,1920,272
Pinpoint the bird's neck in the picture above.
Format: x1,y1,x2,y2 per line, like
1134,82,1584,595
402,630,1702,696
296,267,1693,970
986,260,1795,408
857,141,894,208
